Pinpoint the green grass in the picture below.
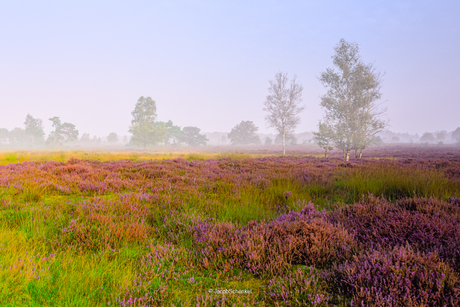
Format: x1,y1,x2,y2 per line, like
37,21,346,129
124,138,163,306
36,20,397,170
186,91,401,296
331,163,457,203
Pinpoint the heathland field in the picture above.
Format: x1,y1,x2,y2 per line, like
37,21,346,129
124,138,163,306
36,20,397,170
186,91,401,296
0,147,460,306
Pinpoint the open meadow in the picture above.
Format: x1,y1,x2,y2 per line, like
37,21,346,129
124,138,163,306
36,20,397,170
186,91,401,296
0,145,460,306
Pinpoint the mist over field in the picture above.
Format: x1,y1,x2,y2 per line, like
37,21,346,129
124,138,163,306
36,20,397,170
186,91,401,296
1,1,460,306
1,1,459,146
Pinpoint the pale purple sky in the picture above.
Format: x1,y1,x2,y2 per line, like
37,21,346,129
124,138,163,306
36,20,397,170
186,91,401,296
1,0,459,137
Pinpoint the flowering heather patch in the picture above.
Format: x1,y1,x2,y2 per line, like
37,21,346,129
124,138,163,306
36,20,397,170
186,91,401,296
0,150,459,305
329,196,460,272
191,201,356,276
263,267,331,306
58,194,154,251
324,246,460,306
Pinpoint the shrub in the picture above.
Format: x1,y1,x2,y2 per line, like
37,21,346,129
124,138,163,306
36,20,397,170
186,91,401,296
268,213,356,266
324,246,460,306
263,267,331,306
192,201,356,277
328,196,460,272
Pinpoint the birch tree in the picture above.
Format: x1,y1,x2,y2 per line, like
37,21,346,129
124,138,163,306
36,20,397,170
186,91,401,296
264,72,304,155
319,39,386,161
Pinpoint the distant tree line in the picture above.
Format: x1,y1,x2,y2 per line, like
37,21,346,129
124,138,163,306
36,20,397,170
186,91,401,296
0,115,78,148
128,96,209,148
2,39,458,154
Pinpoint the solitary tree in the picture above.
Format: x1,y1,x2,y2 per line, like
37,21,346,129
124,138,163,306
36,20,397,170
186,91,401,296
129,96,165,148
181,127,208,146
107,132,119,143
24,114,45,146
228,121,261,145
46,117,79,147
319,39,386,161
313,121,335,158
264,72,305,155
420,132,435,143
92,135,101,144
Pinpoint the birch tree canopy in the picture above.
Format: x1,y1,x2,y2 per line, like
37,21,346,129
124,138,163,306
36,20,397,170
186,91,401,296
264,72,305,155
318,39,387,161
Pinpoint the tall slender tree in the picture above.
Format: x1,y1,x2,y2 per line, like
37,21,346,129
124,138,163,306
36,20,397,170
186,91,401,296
264,72,304,155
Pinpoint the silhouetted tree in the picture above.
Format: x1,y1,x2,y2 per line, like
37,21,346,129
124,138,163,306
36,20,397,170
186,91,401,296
59,123,79,142
264,137,273,145
228,121,261,145
107,132,119,143
129,96,165,148
319,39,386,161
264,72,304,155
80,133,91,143
374,136,384,145
436,131,446,141
181,127,208,146
313,121,335,158
46,117,78,147
420,132,435,143
452,127,460,141
24,114,45,146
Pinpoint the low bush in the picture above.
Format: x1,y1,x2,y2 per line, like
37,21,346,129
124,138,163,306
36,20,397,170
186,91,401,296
263,267,331,306
324,246,460,306
329,196,460,272
191,201,356,277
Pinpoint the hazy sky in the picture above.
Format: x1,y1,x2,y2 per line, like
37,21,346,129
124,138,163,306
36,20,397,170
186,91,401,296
1,0,459,137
